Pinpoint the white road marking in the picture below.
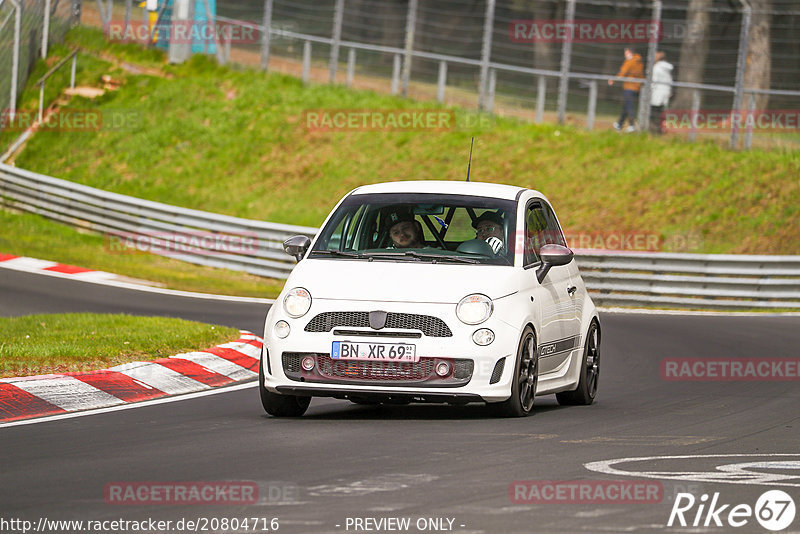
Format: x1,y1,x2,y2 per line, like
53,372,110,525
1,257,58,270
584,453,800,488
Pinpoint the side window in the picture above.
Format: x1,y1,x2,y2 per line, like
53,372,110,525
524,201,566,265
325,205,368,251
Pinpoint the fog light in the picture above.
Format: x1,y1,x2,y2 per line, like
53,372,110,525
472,328,495,346
435,361,451,377
301,356,315,371
274,320,290,339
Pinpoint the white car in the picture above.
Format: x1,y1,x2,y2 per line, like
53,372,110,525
259,181,600,417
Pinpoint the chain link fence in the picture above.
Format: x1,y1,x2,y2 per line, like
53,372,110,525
201,0,798,150
0,0,77,131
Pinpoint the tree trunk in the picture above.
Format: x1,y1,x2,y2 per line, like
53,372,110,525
744,0,772,109
672,0,712,110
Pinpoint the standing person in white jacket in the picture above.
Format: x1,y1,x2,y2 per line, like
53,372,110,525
650,51,673,134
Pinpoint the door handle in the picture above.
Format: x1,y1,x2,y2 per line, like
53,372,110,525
567,285,577,296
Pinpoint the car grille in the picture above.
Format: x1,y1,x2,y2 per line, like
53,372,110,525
282,352,472,387
304,312,452,337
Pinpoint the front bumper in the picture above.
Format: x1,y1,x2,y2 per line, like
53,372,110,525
262,299,520,403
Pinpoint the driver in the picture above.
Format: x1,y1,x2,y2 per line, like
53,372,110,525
473,211,505,254
386,209,425,249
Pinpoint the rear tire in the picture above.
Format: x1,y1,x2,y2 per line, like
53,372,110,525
492,327,537,417
259,349,310,417
556,321,600,406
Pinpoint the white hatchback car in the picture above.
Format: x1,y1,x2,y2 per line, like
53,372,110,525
260,181,600,417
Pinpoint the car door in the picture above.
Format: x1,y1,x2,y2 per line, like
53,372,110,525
523,199,578,375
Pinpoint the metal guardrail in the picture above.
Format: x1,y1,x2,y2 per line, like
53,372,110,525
2,163,799,310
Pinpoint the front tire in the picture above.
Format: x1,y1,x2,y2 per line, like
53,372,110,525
493,327,537,417
259,349,311,417
556,320,600,406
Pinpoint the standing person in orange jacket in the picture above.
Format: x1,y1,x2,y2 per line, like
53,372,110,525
608,48,644,132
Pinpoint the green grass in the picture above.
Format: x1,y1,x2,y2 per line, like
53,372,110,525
6,25,800,266
0,313,241,378
0,209,285,298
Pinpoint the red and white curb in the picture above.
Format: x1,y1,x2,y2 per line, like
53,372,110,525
0,331,263,423
0,253,124,282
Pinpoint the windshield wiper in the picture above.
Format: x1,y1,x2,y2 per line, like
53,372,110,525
310,250,363,258
362,250,481,264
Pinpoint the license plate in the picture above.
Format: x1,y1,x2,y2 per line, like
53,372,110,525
331,341,417,362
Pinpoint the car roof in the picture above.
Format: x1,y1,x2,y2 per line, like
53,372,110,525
350,180,537,201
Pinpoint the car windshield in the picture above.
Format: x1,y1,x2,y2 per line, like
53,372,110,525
310,192,517,265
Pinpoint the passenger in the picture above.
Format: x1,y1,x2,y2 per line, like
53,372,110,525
473,211,505,254
386,209,425,249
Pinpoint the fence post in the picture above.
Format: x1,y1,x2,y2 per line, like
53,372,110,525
9,0,21,121
72,0,82,26
437,61,447,102
637,0,662,132
346,48,355,87
223,26,231,64
586,80,597,130
70,54,77,88
38,83,45,123
730,0,751,150
478,0,496,111
260,0,273,71
689,89,700,142
556,0,575,124
486,68,496,113
535,75,545,123
42,0,52,59
744,92,755,149
401,0,418,97
391,53,401,95
329,0,344,83
302,40,311,83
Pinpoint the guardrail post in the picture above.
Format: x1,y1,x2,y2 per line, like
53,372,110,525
556,0,575,124
744,92,755,149
586,80,597,131
486,68,496,113
42,0,52,59
401,0,418,97
391,53,401,95
689,89,700,141
346,48,355,87
478,0,496,110
535,75,545,123
260,0,273,71
730,0,752,149
302,40,311,83
436,60,447,102
637,0,661,132
329,0,344,83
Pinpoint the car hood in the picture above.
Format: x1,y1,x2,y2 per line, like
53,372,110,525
286,258,518,303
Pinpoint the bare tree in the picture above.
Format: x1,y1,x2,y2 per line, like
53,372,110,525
672,0,712,110
744,0,772,109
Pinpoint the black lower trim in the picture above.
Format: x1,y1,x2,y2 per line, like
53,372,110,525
275,386,485,404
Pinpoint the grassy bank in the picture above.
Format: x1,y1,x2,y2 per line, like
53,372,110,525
0,313,241,378
6,26,800,257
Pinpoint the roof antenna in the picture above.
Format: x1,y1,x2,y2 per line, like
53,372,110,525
466,137,474,182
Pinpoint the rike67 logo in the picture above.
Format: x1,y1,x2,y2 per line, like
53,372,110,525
668,490,796,531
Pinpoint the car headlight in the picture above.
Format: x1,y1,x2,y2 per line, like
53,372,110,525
283,287,312,318
456,294,493,325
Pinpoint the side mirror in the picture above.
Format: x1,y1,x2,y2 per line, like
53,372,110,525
536,244,574,283
284,235,311,262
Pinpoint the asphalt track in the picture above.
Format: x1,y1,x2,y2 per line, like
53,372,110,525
2,269,799,533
